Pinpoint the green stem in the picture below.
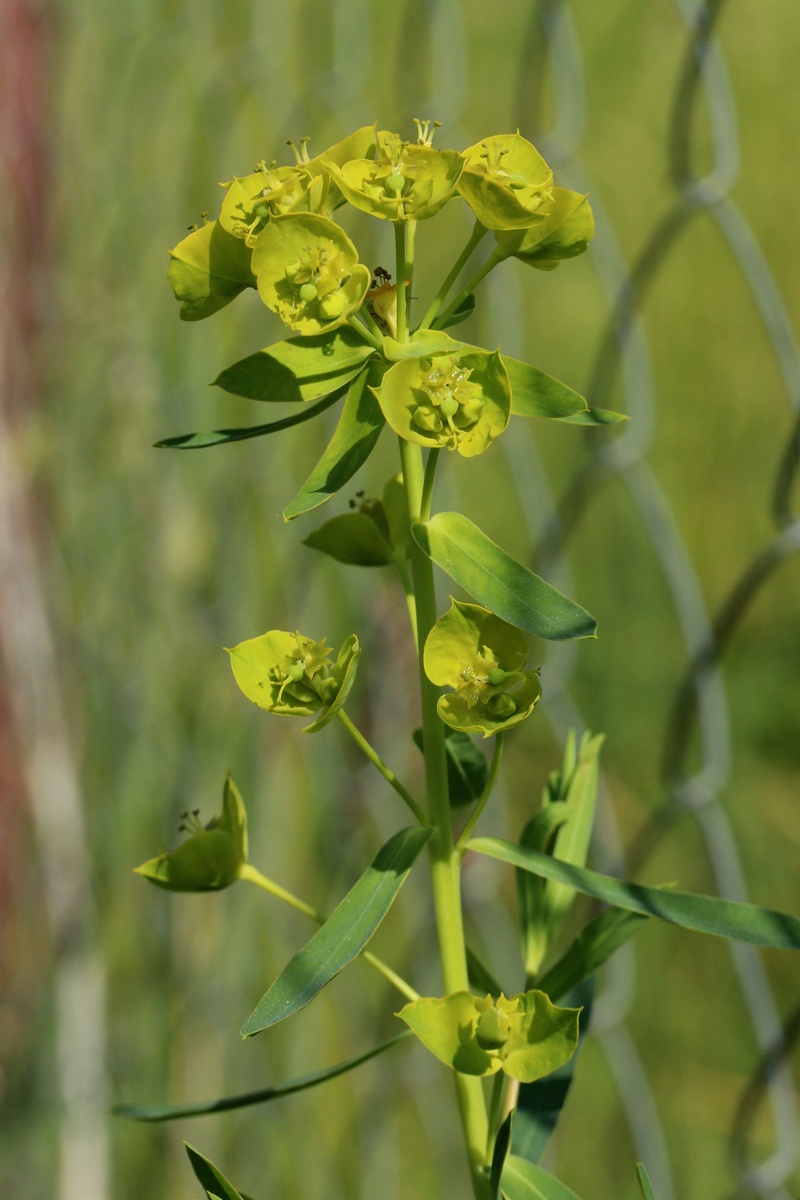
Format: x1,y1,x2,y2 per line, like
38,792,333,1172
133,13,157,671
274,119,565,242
433,247,505,330
336,709,426,825
485,1071,506,1161
394,221,409,343
347,315,383,352
399,435,490,1200
238,863,419,1002
418,221,488,331
358,303,385,342
455,734,504,853
393,554,418,642
420,449,440,523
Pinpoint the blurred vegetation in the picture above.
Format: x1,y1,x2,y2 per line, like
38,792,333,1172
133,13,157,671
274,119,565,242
2,2,800,1199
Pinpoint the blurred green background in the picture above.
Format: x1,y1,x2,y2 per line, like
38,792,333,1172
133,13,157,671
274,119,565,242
2,1,800,1198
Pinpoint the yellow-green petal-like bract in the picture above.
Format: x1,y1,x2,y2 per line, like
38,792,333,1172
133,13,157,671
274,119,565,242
495,187,595,269
251,213,370,335
398,989,580,1081
458,132,554,230
134,774,248,892
167,220,256,321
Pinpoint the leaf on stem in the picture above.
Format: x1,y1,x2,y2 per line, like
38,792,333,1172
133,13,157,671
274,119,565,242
303,512,394,566
468,837,800,950
500,1155,583,1199
491,1110,516,1200
411,513,597,641
413,725,489,807
154,390,344,450
503,356,588,421
241,826,432,1037
512,982,593,1166
283,360,386,521
537,907,649,1002
636,1163,657,1200
113,1032,411,1122
437,293,476,330
185,1144,250,1200
214,327,375,403
556,406,628,426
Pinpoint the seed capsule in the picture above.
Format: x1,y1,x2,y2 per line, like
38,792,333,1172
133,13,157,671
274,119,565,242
319,292,345,319
385,169,405,193
475,1005,511,1050
299,282,318,302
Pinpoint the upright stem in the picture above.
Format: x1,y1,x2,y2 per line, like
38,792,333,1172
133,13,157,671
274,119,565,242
418,221,488,331
399,436,490,1200
394,223,407,343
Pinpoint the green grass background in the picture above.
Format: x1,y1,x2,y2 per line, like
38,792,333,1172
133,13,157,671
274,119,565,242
3,1,800,1198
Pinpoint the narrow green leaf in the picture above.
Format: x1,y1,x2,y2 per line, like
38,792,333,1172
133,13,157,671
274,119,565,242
411,512,596,641
154,390,343,450
556,407,628,426
501,1155,582,1200
517,803,572,977
504,357,588,421
468,838,800,950
413,725,489,807
636,1163,657,1200
491,1110,515,1199
302,512,394,566
537,907,649,1003
185,1144,246,1200
214,327,375,403
543,734,604,947
242,826,432,1037
437,292,476,330
512,982,593,1166
283,361,386,521
113,1032,411,1122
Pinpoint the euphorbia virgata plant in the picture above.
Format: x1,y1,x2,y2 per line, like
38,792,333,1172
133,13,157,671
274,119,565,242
116,120,800,1200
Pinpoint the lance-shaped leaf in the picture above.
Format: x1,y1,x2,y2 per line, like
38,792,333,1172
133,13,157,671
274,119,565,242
242,826,432,1037
537,907,649,1003
155,390,344,450
411,513,596,641
185,1144,250,1200
283,361,386,521
114,1031,411,1122
468,838,800,950
517,802,572,977
134,775,247,892
503,356,588,421
501,1155,583,1200
556,406,628,426
167,220,256,321
438,292,476,330
413,725,489,808
495,188,595,271
512,982,593,1166
398,989,579,1082
540,733,604,953
302,512,394,567
214,327,375,403
637,1164,657,1200
491,1110,516,1200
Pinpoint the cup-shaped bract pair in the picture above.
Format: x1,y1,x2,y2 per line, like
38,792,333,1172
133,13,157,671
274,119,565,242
227,629,360,734
399,989,580,1082
458,132,554,230
134,774,248,892
424,601,541,737
374,342,511,457
252,213,371,335
328,126,463,222
219,125,378,247
495,187,595,270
